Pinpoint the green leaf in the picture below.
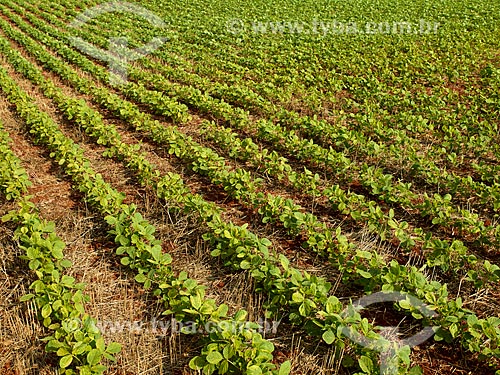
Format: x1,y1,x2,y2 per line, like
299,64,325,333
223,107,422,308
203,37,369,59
234,310,247,321
408,366,423,375
247,365,263,375
20,293,35,302
261,238,272,246
223,344,235,360
278,360,291,375
357,269,372,279
60,354,73,368
134,273,147,283
103,353,117,362
219,359,229,374
72,342,88,356
57,347,70,357
279,254,289,270
398,345,411,365
46,339,62,352
120,257,130,265
91,364,108,373
399,299,412,310
190,294,202,310
60,259,72,268
96,337,105,352
240,260,251,269
41,304,52,319
51,241,65,259
322,329,335,345
358,356,374,373
291,291,304,303
106,342,122,354
206,351,223,364
151,244,161,262
189,356,205,370
87,349,102,366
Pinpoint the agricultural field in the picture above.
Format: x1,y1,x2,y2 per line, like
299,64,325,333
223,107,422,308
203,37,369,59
0,0,499,374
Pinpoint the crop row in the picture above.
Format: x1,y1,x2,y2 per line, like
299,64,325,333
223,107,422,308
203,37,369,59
0,12,359,273
1,22,499,374
14,0,500,249
200,120,500,283
0,55,291,375
0,11,473,301
4,3,500,282
34,0,500,184
0,29,397,375
2,2,500,374
0,121,120,374
0,36,432,375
